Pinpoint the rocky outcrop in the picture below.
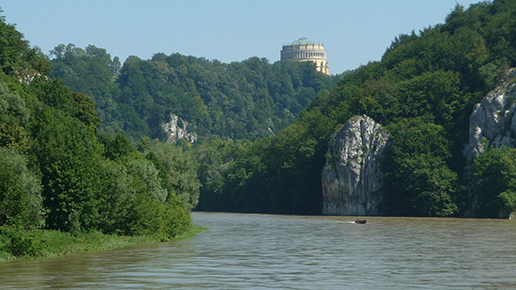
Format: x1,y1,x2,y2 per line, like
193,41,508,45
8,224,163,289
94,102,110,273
464,68,516,160
322,115,388,216
162,114,197,143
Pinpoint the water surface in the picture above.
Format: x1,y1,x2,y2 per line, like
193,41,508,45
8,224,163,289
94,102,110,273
1,212,515,289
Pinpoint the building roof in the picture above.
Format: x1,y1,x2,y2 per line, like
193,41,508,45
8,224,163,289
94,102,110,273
288,37,317,46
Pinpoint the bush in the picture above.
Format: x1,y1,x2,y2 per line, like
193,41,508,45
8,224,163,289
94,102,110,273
471,146,516,218
0,225,46,257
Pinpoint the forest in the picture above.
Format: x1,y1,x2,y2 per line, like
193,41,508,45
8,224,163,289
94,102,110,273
50,45,337,141
0,11,199,259
2,0,516,260
194,0,516,217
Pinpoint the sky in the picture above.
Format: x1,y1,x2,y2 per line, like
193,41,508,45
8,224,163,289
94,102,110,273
2,0,483,75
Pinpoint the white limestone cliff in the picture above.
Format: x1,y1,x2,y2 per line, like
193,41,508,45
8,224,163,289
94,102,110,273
464,68,516,160
322,115,388,215
162,114,197,143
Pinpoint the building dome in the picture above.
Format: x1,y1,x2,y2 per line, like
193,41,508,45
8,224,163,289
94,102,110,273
289,37,317,46
280,37,329,75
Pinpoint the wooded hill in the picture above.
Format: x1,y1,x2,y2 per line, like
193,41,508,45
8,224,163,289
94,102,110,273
47,0,516,218
195,0,516,217
4,0,515,230
50,46,336,141
0,11,200,258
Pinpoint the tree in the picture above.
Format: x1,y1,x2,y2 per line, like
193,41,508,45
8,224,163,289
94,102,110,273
0,147,43,228
96,159,134,234
102,132,134,160
381,118,458,216
123,156,191,241
0,82,31,151
470,146,516,218
195,139,249,211
32,109,104,232
145,141,200,209
52,45,334,141
0,11,49,78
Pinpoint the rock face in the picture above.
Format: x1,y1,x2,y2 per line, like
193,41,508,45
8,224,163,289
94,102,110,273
464,68,516,160
162,114,197,143
322,115,388,215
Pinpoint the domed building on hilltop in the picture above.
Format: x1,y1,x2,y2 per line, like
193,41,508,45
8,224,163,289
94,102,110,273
280,37,329,75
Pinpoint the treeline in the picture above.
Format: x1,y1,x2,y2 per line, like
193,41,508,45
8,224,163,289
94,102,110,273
196,0,516,217
18,1,516,219
50,46,335,141
0,13,199,258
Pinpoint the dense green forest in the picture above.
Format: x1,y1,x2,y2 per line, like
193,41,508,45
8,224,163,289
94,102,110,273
0,11,200,259
50,45,336,141
2,2,516,257
45,0,516,218
195,0,516,217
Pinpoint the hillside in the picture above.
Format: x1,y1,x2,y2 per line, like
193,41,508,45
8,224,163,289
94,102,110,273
196,0,516,217
50,46,336,141
0,12,200,259
5,1,515,219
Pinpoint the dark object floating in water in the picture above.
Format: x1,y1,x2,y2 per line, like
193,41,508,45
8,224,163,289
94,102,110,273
354,219,367,224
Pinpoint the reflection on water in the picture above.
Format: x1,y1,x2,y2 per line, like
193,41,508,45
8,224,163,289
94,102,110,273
1,212,516,289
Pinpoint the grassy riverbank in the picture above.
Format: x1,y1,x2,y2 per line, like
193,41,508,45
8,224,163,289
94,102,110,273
0,225,207,262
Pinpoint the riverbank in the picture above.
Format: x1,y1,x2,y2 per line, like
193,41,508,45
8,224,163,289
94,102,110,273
0,224,207,262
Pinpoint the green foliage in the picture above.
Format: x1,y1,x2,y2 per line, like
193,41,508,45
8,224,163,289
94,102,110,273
0,222,206,261
197,92,337,214
145,141,200,209
205,0,516,217
0,82,31,151
0,11,198,260
101,132,134,160
95,160,134,234
50,44,121,124
51,49,335,140
0,225,45,257
0,148,43,228
126,192,191,241
194,138,250,211
470,146,516,218
117,154,192,241
73,92,102,128
0,12,49,78
381,118,458,216
126,157,168,203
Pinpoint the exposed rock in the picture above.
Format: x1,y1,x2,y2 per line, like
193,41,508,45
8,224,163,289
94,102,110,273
162,114,197,143
464,68,516,160
16,68,46,85
322,115,388,216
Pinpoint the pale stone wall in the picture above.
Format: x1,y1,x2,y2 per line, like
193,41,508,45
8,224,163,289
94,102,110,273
162,114,197,143
464,68,516,160
281,40,329,75
322,115,388,216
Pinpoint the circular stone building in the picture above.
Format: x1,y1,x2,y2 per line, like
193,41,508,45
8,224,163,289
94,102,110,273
280,37,329,75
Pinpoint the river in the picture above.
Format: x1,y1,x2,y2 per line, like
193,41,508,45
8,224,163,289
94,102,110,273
1,212,515,289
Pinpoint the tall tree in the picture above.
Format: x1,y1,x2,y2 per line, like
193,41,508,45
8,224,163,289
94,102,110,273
381,118,458,216
0,148,43,228
470,145,516,218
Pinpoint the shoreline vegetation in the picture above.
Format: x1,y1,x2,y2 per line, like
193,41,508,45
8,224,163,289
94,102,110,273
0,10,206,265
0,224,207,262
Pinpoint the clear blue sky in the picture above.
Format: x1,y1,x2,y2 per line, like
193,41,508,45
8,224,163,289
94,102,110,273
3,0,483,74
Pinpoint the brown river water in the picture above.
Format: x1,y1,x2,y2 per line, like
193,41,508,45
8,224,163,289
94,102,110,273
1,212,515,289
